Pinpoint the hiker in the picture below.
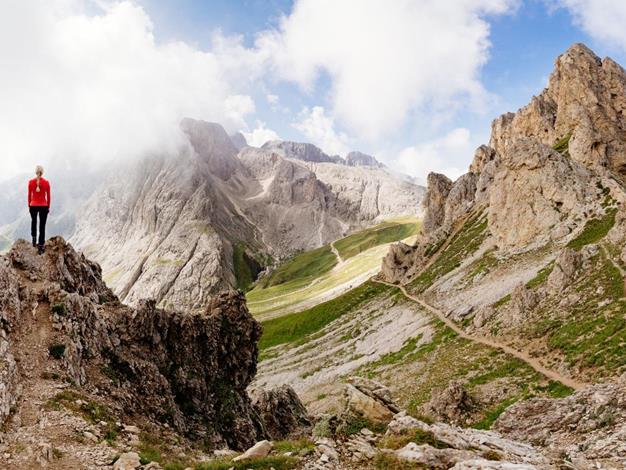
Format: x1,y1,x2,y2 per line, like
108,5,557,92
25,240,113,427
28,165,51,255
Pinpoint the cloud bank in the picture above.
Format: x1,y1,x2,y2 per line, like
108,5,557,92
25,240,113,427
0,1,255,178
257,0,519,141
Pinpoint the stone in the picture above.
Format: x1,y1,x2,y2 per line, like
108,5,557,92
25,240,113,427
250,385,311,440
422,173,453,236
232,440,273,462
113,452,141,470
547,248,582,291
423,381,475,425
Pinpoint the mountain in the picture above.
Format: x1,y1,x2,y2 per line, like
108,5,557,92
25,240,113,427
380,43,626,385
252,43,626,470
70,119,424,310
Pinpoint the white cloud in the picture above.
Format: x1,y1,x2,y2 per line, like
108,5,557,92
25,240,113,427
242,121,281,147
0,1,256,178
266,94,279,105
393,128,475,184
292,106,350,156
554,0,626,51
256,0,518,140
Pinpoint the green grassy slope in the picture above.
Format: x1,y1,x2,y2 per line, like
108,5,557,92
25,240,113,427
334,219,420,260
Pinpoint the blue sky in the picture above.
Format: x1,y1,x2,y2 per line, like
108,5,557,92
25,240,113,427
135,0,626,180
3,1,626,182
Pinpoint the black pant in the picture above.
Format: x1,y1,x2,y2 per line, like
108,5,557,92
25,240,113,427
29,206,49,246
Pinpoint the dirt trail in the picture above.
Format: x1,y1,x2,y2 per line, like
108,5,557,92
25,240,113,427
373,278,589,391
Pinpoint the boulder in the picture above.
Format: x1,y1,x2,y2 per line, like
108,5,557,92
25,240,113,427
250,385,311,440
547,248,582,291
423,381,475,425
113,452,141,470
232,440,273,461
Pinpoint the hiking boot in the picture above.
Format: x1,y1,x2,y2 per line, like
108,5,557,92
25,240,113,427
37,244,45,255
32,237,37,247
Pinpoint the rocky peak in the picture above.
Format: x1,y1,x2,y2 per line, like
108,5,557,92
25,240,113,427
489,42,626,175
261,140,343,164
229,131,248,150
180,118,241,180
345,151,383,168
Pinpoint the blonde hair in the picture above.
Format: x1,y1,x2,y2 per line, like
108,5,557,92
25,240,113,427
35,165,44,192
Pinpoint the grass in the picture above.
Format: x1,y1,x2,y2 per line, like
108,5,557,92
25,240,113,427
257,245,337,289
567,207,618,250
51,303,66,316
232,242,262,292
334,220,420,260
472,396,520,430
553,132,572,157
338,414,388,436
195,457,299,470
373,454,426,470
525,261,555,289
272,438,315,456
378,428,450,450
259,280,390,350
408,211,489,294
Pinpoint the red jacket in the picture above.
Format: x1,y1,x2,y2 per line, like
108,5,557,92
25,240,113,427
28,177,51,207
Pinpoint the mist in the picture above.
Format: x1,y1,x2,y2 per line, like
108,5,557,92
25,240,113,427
0,0,256,182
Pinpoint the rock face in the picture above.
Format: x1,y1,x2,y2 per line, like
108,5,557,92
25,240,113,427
1,237,266,450
72,119,424,311
383,43,623,285
489,43,626,175
250,385,312,440
345,151,383,168
487,139,598,248
422,173,453,236
495,377,626,469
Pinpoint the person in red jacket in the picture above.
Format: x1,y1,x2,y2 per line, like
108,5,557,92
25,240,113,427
28,165,51,254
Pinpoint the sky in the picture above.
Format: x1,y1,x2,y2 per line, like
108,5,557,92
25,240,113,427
3,0,626,184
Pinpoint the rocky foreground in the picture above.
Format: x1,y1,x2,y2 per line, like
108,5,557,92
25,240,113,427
0,237,624,469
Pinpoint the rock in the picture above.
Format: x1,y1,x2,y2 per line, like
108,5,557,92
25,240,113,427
345,151,383,168
232,440,273,461
488,139,597,249
396,442,478,468
423,381,475,425
0,238,266,451
122,424,140,434
113,452,141,470
470,145,496,175
250,385,311,440
450,461,540,469
344,385,394,424
547,248,582,291
494,380,626,468
144,463,164,470
472,306,495,328
423,173,453,236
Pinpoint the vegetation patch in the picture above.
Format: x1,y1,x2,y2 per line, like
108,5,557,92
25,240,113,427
334,220,420,260
232,242,263,292
257,245,337,290
259,281,390,351
525,261,555,289
373,453,425,470
378,428,450,450
472,396,520,430
552,132,572,157
567,207,617,250
408,211,488,294
51,303,66,316
48,343,66,359
195,456,299,470
338,414,388,436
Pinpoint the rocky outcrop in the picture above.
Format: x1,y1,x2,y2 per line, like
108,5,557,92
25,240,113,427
422,173,453,236
251,385,312,440
423,381,476,426
495,377,626,469
1,238,267,450
490,43,626,175
488,139,599,248
547,248,582,291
